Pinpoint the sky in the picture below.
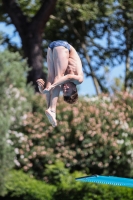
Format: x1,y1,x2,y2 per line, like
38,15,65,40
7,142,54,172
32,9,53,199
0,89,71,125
0,22,125,96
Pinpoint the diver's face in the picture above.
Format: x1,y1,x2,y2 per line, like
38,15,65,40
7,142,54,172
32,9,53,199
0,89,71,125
63,82,76,96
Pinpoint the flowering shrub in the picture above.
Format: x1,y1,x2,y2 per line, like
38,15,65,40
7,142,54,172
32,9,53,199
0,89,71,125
11,92,133,179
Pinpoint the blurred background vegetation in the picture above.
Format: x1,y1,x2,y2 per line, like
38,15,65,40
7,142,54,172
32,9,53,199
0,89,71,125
1,0,133,199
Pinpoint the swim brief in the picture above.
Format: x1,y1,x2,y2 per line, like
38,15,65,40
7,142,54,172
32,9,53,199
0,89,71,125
49,40,70,51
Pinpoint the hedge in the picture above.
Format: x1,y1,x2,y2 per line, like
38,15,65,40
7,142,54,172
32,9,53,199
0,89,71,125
1,168,133,200
2,170,56,200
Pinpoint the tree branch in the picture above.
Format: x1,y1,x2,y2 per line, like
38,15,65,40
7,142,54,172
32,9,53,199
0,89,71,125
65,12,102,95
2,0,28,37
81,43,101,95
31,0,58,33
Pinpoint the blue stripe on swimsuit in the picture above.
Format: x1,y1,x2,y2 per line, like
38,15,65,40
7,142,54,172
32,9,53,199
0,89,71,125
49,40,70,51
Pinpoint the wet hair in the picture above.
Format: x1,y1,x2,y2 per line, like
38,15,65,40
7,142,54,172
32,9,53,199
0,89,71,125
63,90,78,104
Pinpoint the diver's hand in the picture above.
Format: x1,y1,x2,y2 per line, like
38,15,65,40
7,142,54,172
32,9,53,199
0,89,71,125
43,85,55,94
36,79,45,93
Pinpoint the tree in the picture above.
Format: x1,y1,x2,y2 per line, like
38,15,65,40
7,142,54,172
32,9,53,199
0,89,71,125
1,0,57,91
2,1,133,94
1,0,114,94
0,48,33,195
105,0,133,91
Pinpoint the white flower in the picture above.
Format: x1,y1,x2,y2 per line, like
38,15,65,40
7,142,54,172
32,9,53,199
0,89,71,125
15,148,19,154
117,139,124,144
122,132,128,137
89,96,99,102
14,159,20,166
7,139,14,145
102,96,111,102
20,155,24,159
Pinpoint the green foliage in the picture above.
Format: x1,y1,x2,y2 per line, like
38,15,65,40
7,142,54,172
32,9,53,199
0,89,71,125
2,164,133,200
2,0,133,92
43,161,80,185
44,0,113,47
17,0,41,19
0,50,28,89
42,161,133,200
3,170,56,200
0,50,33,125
1,0,133,92
104,0,133,91
0,0,41,23
0,50,33,196
54,180,133,200
0,31,4,44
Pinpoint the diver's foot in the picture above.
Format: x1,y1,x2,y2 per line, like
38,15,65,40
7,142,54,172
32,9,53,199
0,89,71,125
45,109,57,127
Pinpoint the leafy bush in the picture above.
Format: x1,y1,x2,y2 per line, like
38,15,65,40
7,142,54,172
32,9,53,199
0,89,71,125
0,50,33,195
11,92,133,179
1,170,56,200
2,163,133,200
54,182,133,200
44,162,133,200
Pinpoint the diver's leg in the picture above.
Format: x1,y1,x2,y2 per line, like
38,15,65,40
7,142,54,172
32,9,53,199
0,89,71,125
48,46,69,112
45,47,55,108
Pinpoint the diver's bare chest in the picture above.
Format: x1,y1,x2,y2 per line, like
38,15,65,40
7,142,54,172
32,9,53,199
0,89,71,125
65,58,77,75
65,65,77,75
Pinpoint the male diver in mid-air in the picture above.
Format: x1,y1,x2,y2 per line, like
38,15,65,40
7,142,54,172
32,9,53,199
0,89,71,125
36,40,83,127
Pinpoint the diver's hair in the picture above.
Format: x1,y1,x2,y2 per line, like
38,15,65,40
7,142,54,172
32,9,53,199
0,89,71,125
63,90,78,104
